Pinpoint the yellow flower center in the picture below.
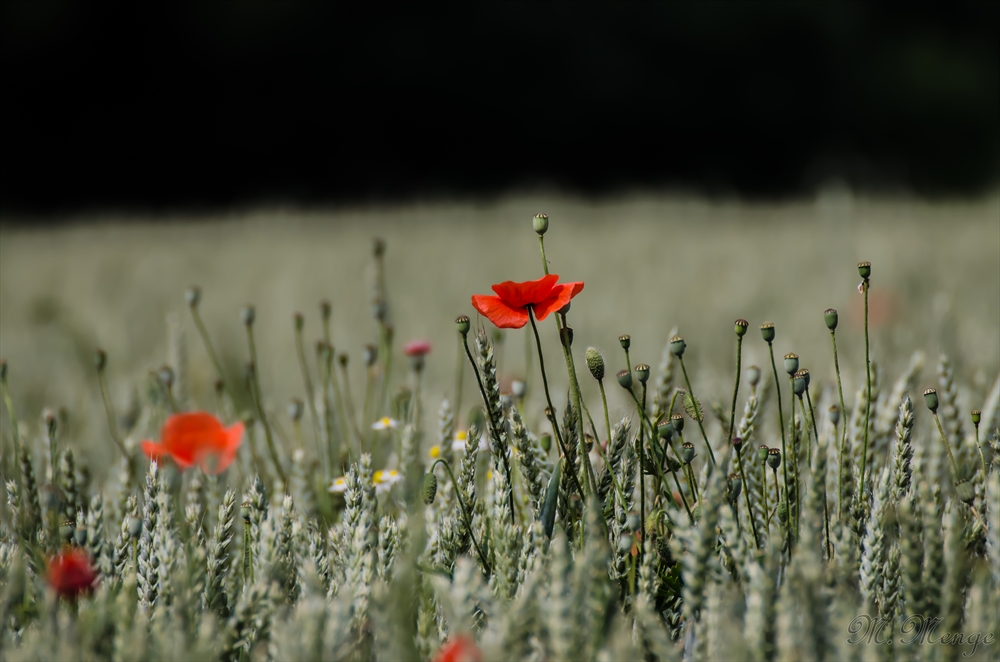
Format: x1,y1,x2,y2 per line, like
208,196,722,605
429,445,441,459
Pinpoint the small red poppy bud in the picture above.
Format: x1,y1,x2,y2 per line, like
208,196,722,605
533,213,549,235
47,548,97,599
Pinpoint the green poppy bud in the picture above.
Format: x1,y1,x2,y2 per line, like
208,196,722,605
746,365,761,387
539,433,552,453
585,347,605,381
776,500,788,523
320,300,332,322
185,285,201,308
656,418,674,439
824,308,838,330
971,410,981,426
533,213,549,235
619,334,631,350
798,368,810,389
455,315,470,336
422,473,438,505
735,319,749,337
635,363,650,385
783,352,799,375
60,520,74,542
923,388,939,413
728,473,742,501
760,322,775,343
584,434,595,453
560,326,574,348
616,369,633,390
669,335,686,358
858,261,871,280
94,348,107,372
828,405,841,426
955,479,975,505
128,517,142,538
793,370,807,396
240,305,256,327
758,445,769,464
767,447,782,470
681,442,696,464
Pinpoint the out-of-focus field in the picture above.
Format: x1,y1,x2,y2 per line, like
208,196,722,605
1,194,998,474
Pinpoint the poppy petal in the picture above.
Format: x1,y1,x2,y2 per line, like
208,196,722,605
532,281,584,320
471,294,530,329
490,274,559,308
141,440,167,461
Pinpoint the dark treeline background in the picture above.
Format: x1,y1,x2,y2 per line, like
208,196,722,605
2,1,998,216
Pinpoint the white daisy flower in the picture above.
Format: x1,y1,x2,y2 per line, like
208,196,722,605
373,469,403,494
372,417,399,431
451,430,468,452
329,477,348,493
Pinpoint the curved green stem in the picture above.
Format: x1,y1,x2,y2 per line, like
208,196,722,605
678,357,717,467
628,390,694,524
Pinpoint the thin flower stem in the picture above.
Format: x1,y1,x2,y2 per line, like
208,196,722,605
628,390,694,524
734,449,759,548
727,335,743,441
430,458,493,576
789,376,800,531
460,333,516,526
766,341,792,552
762,461,770,531
589,379,626,509
974,424,987,478
830,329,848,519
678,356,717,467
525,311,587,506
932,413,962,479
538,236,549,275
246,326,288,486
190,305,227,387
554,313,596,497
363,365,375,447
638,381,647,556
859,280,872,495
453,334,465,427
294,322,324,472
338,358,363,448
676,431,699,502
328,350,352,452
96,367,128,457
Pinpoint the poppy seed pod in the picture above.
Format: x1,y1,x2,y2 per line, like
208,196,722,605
539,433,551,453
585,347,605,381
670,412,685,433
783,353,799,375
185,285,201,308
798,368,810,389
760,323,775,343
858,261,871,280
669,336,686,357
792,371,807,396
371,300,387,322
94,348,107,372
955,479,975,505
560,326,574,348
681,442,696,464
656,418,674,439
757,445,769,464
923,388,939,413
828,405,841,426
746,365,761,387
732,436,743,453
767,447,782,470
372,237,386,257
287,398,303,422
635,364,650,385
422,472,438,505
728,473,742,501
293,312,304,331
240,305,256,327
240,502,252,522
533,213,549,235
363,344,378,367
320,300,331,322
455,315,470,336
824,308,838,330
735,319,749,337
619,334,631,350
616,369,633,390
215,378,225,396
585,434,595,453
971,410,981,426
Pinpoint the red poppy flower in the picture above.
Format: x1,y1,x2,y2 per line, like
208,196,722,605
47,548,97,598
432,635,482,662
471,274,584,329
404,340,432,357
141,411,244,475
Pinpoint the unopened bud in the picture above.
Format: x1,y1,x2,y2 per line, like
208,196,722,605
422,473,438,505
585,347,605,381
760,322,775,343
776,500,788,523
532,213,549,235
559,327,574,348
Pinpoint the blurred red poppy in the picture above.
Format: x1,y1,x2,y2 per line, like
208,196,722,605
432,635,482,662
471,274,584,329
404,340,432,356
141,411,244,475
47,548,97,598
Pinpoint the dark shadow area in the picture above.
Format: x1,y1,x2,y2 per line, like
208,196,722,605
2,0,998,217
